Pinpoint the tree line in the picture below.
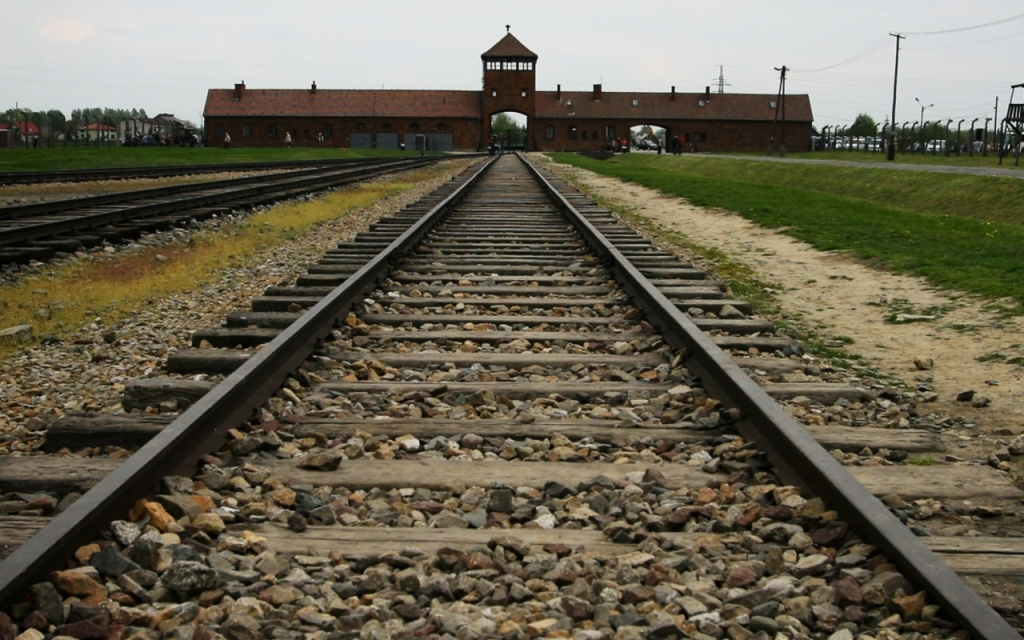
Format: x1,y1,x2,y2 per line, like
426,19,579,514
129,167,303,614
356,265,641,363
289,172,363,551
2,107,150,130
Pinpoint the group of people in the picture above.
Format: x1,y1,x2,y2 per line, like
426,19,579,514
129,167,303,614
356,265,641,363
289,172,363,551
222,130,319,149
487,132,506,156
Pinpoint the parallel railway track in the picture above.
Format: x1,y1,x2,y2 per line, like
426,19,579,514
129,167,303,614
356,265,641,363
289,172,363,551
0,158,401,186
0,156,441,265
0,154,1020,638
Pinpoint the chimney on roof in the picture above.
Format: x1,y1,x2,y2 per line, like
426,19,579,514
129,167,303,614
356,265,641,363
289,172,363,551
593,84,602,101
671,86,676,101
557,84,561,100
234,82,245,101
311,81,317,93
705,86,711,101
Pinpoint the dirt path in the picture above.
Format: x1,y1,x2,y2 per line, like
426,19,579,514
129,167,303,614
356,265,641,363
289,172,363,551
535,155,1024,461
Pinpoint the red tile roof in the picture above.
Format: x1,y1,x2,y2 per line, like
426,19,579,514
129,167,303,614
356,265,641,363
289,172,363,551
536,91,813,122
204,89,481,119
0,121,40,135
481,33,537,59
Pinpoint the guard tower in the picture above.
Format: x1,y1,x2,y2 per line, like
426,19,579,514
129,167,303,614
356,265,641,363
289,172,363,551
999,83,1024,166
481,27,538,150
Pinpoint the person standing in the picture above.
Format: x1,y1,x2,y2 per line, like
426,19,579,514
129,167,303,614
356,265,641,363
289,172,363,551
284,132,292,148
223,132,231,149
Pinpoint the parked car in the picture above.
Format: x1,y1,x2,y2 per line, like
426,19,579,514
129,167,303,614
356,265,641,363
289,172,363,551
925,140,947,153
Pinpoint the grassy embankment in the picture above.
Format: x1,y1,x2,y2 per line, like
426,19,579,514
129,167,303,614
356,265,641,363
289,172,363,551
0,166,442,359
549,153,1024,313
0,147,415,172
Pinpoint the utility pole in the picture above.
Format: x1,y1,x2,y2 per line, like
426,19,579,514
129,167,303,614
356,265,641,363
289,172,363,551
996,96,1003,164
887,32,903,161
768,65,787,156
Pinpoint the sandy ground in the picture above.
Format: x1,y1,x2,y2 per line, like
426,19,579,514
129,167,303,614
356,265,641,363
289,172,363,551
534,154,1024,460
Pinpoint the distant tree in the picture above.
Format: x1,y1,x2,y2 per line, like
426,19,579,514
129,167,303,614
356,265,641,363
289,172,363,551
491,112,524,131
848,113,878,137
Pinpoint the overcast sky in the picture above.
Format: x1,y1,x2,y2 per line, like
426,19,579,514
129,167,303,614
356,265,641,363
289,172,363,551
3,1,1022,132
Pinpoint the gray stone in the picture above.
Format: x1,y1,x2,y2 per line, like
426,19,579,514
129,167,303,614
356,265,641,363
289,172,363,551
464,507,488,529
0,325,32,339
160,561,222,595
90,545,142,577
109,521,142,547
28,582,63,625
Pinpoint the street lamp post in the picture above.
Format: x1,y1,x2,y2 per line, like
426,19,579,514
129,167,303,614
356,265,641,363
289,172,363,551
915,98,933,153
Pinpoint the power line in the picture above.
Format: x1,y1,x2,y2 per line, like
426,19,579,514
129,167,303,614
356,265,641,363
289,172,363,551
906,29,1024,50
789,37,890,74
903,11,1024,36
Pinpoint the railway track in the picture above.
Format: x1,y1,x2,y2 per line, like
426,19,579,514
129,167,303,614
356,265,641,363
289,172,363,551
0,158,401,186
0,156,440,266
0,153,1021,638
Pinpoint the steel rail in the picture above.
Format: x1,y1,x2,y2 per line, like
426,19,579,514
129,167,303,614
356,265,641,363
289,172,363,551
0,158,439,247
0,157,418,221
519,153,1018,640
0,154,497,607
0,157,415,186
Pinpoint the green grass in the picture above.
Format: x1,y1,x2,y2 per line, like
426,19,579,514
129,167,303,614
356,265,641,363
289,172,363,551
729,150,1023,170
549,153,1024,311
0,147,420,172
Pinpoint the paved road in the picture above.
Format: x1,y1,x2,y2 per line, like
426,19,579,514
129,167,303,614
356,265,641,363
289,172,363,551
700,153,1024,179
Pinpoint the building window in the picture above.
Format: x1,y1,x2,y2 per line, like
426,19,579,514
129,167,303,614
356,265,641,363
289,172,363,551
698,100,707,107
545,125,554,139
491,88,497,97
769,101,777,108
521,89,527,98
410,123,420,130
357,123,366,130
382,123,392,130
215,124,224,137
268,123,277,136
631,99,639,107
324,123,333,137
591,132,597,140
566,99,573,106
606,126,616,139
696,132,707,142
242,124,251,137
437,122,447,131
568,126,577,140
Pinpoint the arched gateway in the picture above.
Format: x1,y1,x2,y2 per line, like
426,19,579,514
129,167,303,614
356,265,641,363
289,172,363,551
203,31,813,152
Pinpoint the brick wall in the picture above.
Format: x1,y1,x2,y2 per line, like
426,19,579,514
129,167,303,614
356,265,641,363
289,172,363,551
533,118,812,153
205,117,481,150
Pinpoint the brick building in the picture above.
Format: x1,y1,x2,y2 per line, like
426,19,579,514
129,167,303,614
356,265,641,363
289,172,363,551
203,32,812,152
